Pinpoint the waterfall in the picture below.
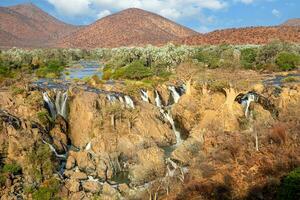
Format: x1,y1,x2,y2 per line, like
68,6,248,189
241,93,258,118
43,92,56,119
42,140,66,159
168,86,180,104
85,141,92,151
55,91,68,119
88,176,100,182
107,94,117,102
161,109,182,146
124,95,135,109
155,90,162,108
140,89,149,102
118,96,124,104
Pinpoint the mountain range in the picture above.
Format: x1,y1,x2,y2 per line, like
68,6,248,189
0,3,299,49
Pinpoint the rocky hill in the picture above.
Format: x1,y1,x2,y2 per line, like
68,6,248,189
178,26,300,45
0,3,79,48
57,8,198,48
281,18,300,26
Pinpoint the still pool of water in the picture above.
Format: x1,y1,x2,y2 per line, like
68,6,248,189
63,60,103,80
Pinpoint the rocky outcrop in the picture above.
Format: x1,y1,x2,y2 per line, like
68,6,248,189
129,147,166,185
68,91,100,148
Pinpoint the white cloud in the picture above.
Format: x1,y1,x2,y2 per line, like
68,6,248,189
272,9,280,17
47,0,91,16
96,10,111,19
236,0,255,4
46,0,228,20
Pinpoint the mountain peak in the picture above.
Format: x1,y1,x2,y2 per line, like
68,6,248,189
58,7,197,48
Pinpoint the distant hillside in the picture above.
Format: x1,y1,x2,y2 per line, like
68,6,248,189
58,8,198,48
281,18,300,26
0,3,79,48
178,26,300,45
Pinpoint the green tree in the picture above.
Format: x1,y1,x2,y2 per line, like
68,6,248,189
276,52,300,71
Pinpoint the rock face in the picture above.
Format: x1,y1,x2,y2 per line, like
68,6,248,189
68,91,99,148
129,147,165,185
50,115,68,153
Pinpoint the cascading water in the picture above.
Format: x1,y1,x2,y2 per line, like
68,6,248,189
143,86,185,146
107,94,117,102
162,109,182,146
42,140,66,159
107,94,135,109
43,92,56,119
55,91,68,119
140,89,149,102
168,86,180,104
124,95,135,109
241,93,258,118
155,90,162,108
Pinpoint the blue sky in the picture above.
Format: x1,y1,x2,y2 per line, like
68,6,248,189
1,0,299,33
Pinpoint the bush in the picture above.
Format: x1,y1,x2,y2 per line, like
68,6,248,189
25,144,56,183
36,60,64,78
276,52,300,71
194,49,221,69
11,86,26,96
105,61,154,80
278,167,300,200
241,48,258,69
2,162,22,175
32,177,61,200
37,111,51,125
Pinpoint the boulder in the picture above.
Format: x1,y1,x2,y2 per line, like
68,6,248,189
66,156,76,170
71,151,96,173
71,172,88,181
129,147,165,185
65,179,80,193
82,181,102,193
101,183,121,199
70,191,86,200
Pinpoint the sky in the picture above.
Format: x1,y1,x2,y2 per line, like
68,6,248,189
0,0,299,33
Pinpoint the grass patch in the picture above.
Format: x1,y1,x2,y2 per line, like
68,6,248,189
282,76,300,83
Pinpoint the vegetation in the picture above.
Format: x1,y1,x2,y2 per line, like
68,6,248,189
32,177,61,200
0,42,299,85
278,167,300,200
2,162,22,175
35,59,65,78
275,52,300,71
240,47,258,69
0,162,22,186
25,144,56,184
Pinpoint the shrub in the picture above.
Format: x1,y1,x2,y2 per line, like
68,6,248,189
36,60,64,78
2,162,22,175
37,111,51,125
241,48,258,69
276,52,300,71
105,61,154,80
25,144,56,183
278,167,300,200
194,49,221,69
11,86,26,96
32,177,61,200
122,61,153,80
